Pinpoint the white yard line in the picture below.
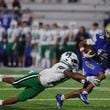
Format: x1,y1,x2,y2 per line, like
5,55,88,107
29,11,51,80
0,87,110,91
28,98,110,101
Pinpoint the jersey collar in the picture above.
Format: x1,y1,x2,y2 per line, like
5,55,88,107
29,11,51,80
60,61,73,70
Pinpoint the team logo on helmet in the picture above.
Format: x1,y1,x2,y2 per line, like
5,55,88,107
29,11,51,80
60,51,79,70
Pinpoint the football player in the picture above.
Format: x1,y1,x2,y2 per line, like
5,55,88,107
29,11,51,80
0,51,99,106
7,20,19,66
56,23,110,108
31,21,40,68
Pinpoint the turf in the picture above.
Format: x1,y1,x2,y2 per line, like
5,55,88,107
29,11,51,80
0,70,110,110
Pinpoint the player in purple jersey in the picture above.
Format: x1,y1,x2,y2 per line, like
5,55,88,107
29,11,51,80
56,23,110,109
0,12,18,30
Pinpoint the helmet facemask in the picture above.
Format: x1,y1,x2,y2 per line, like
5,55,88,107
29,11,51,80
105,24,110,44
71,58,79,70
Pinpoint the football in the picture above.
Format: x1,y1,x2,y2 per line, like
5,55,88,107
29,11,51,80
84,45,95,55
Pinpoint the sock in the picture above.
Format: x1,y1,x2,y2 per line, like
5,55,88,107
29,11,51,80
61,95,65,101
0,75,3,82
0,100,3,105
81,79,86,84
82,90,88,94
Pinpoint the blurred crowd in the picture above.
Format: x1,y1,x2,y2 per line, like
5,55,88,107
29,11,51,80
0,0,103,69
0,19,103,69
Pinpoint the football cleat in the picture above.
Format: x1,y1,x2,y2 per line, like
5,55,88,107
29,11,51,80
79,92,89,104
56,94,63,109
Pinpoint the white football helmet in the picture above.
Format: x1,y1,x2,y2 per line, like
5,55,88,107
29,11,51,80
60,51,79,70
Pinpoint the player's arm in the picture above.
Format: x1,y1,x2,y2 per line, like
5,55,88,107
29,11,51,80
79,38,96,58
79,39,87,49
97,72,106,81
79,35,97,50
63,70,100,86
79,39,95,50
64,70,86,83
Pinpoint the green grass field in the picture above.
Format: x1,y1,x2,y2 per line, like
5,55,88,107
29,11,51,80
0,70,110,110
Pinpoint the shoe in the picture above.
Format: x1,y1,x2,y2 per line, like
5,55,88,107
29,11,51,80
56,94,63,109
79,92,89,104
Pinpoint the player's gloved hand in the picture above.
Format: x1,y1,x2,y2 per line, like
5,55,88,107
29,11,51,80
83,50,95,58
82,50,96,58
86,76,101,87
80,47,95,58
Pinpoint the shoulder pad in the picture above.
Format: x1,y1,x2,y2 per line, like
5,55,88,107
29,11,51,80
96,33,104,39
99,35,104,39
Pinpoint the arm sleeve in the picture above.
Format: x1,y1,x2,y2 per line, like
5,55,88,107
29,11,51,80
57,65,68,73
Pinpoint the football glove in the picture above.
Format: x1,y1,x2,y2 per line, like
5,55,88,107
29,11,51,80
82,50,95,58
86,76,100,87
80,47,95,58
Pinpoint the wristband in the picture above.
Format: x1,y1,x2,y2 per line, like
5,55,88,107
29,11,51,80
80,47,84,51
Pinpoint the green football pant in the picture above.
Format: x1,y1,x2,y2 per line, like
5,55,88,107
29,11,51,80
12,71,45,102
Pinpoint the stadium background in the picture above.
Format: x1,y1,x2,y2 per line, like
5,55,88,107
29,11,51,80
0,0,110,110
